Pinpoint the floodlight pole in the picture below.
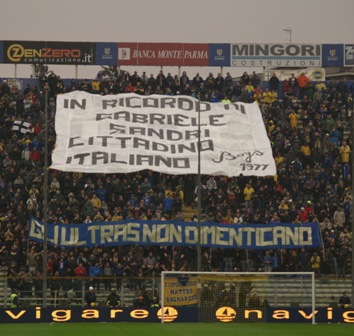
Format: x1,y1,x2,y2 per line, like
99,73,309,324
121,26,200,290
197,93,202,272
282,27,292,44
42,89,49,307
351,98,354,300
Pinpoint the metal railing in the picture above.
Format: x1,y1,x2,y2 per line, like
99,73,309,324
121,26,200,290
0,274,351,308
1,274,160,308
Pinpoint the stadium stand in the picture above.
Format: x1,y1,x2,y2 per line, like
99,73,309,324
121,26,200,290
0,68,353,306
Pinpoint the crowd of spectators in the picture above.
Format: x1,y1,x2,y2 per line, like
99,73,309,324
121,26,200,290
0,67,353,299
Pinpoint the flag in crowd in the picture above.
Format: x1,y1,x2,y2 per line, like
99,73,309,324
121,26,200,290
12,120,31,134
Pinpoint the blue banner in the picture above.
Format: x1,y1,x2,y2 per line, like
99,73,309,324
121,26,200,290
0,41,3,63
208,43,230,66
29,218,322,249
322,44,343,67
95,42,117,65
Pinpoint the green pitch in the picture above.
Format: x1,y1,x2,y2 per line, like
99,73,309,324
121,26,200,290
1,323,353,336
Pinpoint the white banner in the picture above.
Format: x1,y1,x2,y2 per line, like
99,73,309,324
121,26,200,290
51,92,276,177
231,44,321,67
266,67,326,81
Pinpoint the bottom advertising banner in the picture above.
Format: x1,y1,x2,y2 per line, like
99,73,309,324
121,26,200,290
211,307,354,323
0,307,197,323
0,307,353,323
266,307,354,323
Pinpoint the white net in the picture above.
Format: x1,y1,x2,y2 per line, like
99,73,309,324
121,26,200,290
161,271,315,323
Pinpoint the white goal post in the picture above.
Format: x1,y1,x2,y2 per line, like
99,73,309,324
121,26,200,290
161,271,316,324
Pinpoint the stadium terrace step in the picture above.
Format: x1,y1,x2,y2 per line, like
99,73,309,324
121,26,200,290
181,204,198,221
0,273,351,308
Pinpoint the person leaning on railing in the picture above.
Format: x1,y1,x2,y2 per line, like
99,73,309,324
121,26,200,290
85,286,97,307
339,291,351,308
106,288,120,307
10,288,20,308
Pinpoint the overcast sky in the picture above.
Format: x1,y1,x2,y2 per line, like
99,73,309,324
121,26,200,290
1,0,354,78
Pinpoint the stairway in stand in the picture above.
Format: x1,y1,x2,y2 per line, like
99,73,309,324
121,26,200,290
0,268,8,307
181,204,198,222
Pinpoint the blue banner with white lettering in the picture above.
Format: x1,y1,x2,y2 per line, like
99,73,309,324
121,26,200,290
322,44,343,67
208,44,230,66
29,218,322,249
95,42,117,65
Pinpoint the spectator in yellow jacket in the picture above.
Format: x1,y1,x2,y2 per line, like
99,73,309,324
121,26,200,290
91,194,102,209
339,141,351,164
288,110,299,129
